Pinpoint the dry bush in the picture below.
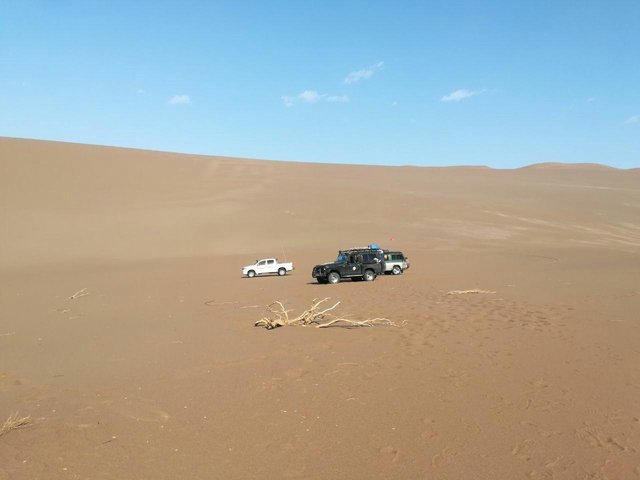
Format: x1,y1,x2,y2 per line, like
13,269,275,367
0,412,30,437
255,297,405,330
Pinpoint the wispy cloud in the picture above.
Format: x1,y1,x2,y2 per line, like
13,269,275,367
298,90,322,103
344,61,384,85
441,89,482,102
168,94,191,105
625,114,640,124
282,96,295,107
325,94,349,103
282,90,348,107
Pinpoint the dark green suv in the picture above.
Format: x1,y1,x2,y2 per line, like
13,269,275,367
311,247,386,284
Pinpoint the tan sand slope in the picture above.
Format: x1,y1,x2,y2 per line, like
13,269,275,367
1,137,639,479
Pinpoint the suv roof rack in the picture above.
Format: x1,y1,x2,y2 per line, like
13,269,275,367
341,244,383,251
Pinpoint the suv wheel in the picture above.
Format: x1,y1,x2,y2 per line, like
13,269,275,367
392,265,402,275
278,267,286,276
247,270,256,278
363,269,375,281
327,272,341,284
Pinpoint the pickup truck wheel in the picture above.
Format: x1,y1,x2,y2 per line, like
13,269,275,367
247,270,256,278
363,269,375,281
392,265,402,275
278,267,286,276
327,272,340,284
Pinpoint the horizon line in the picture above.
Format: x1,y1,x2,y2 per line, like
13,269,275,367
1,135,637,171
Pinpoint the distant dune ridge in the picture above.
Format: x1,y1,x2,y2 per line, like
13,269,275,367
517,161,622,171
1,136,639,479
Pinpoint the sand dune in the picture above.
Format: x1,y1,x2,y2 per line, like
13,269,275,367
518,162,622,171
1,137,639,479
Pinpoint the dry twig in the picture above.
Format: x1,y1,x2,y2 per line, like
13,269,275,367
204,300,238,307
447,289,495,295
0,412,30,437
68,288,89,300
255,298,406,330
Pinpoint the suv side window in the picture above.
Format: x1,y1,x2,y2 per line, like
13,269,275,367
340,249,384,266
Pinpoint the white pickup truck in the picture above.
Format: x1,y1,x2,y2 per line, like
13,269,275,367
242,258,294,278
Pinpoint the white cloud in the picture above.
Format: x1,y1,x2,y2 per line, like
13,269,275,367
282,96,295,107
625,114,640,124
344,61,384,84
282,90,348,107
441,89,481,102
168,94,191,105
298,90,322,103
325,94,349,103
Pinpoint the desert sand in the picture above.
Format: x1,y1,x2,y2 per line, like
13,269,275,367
1,136,639,479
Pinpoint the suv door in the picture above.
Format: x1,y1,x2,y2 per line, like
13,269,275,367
346,253,363,277
363,252,383,275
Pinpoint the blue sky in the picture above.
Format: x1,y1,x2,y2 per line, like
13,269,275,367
1,1,639,168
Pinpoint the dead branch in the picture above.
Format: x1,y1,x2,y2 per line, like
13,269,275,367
255,298,405,330
0,412,30,437
204,299,238,307
447,289,495,295
68,288,89,300
315,317,406,329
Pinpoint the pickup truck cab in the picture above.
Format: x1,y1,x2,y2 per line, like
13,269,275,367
242,258,294,278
